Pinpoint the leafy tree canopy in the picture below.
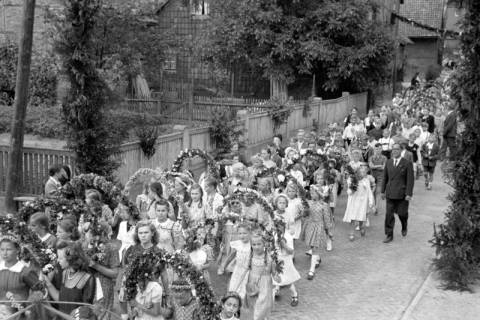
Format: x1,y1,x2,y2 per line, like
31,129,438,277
203,0,394,94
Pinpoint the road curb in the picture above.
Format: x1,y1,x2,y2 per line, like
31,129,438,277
397,267,435,320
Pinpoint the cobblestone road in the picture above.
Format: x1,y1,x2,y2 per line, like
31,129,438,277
211,170,452,320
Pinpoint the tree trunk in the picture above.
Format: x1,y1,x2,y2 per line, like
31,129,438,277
4,0,36,213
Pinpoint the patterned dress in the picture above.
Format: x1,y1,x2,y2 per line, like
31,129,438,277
94,242,120,320
244,255,274,320
304,200,333,249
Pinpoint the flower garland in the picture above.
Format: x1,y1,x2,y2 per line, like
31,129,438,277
61,173,139,220
123,168,166,196
254,167,309,210
223,188,285,274
0,214,57,273
344,165,359,193
124,249,220,320
171,148,220,180
18,197,89,233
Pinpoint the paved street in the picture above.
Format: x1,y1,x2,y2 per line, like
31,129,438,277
210,169,453,320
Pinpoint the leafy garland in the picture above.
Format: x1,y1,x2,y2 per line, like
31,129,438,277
265,98,292,132
0,214,57,273
171,148,220,180
61,173,139,219
124,250,220,320
223,187,285,274
254,167,309,210
18,198,89,233
344,165,359,193
123,168,168,196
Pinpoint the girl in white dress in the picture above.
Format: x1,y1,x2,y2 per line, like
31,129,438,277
217,224,251,301
188,227,213,283
272,222,301,307
343,166,374,241
186,184,206,228
284,182,304,241
151,199,183,253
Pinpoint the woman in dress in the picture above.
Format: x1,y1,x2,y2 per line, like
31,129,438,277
343,166,374,241
0,235,43,318
83,222,120,320
120,221,168,320
304,185,333,280
44,241,96,315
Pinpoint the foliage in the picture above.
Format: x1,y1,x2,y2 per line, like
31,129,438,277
0,214,57,273
135,126,158,158
203,0,394,94
209,110,242,154
124,249,220,319
0,105,165,141
223,188,285,274
60,173,137,216
431,0,480,291
171,148,220,180
18,198,89,233
54,0,121,178
46,0,175,96
0,42,58,107
400,81,450,112
265,98,292,132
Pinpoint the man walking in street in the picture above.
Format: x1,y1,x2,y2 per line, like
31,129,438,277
381,143,414,243
441,104,457,160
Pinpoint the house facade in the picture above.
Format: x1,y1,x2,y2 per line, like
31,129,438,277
398,0,462,82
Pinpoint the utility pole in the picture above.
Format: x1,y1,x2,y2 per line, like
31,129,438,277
4,0,36,213
391,0,401,97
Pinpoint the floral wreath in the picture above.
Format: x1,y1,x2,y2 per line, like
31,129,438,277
223,187,285,274
171,148,220,180
254,167,309,210
124,250,220,320
18,197,89,233
0,214,57,273
60,173,139,220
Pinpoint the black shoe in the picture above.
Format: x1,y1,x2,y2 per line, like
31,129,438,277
383,236,393,243
291,296,299,307
402,228,408,237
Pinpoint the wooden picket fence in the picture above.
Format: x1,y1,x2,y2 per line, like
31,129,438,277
0,92,367,196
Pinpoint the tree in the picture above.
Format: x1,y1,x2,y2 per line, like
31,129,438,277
46,0,175,98
432,0,480,291
54,0,119,178
203,0,394,97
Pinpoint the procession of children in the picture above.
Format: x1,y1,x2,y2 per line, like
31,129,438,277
0,88,448,320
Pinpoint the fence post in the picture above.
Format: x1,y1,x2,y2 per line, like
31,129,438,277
236,109,249,159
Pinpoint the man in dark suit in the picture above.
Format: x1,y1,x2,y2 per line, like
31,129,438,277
381,143,414,243
441,104,457,159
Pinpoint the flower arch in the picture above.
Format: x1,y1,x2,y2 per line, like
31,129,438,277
223,187,285,274
124,250,220,319
60,173,138,218
171,149,220,180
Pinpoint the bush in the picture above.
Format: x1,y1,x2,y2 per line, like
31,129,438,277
0,42,58,107
0,105,164,141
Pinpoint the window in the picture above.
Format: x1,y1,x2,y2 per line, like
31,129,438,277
191,0,209,16
163,49,176,73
